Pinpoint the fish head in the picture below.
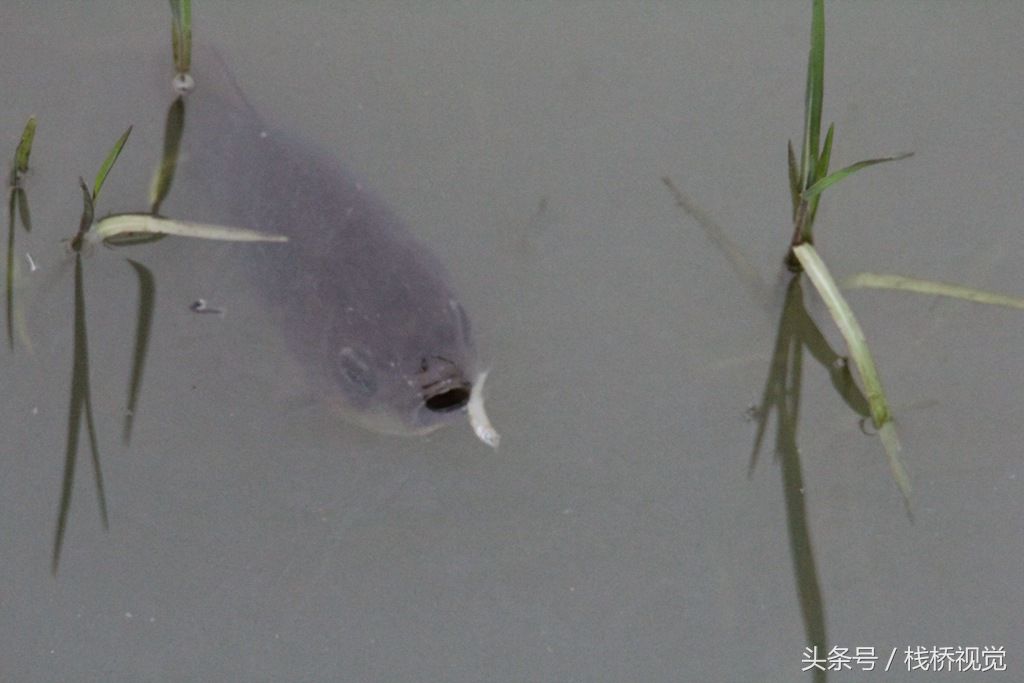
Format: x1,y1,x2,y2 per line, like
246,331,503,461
325,296,477,436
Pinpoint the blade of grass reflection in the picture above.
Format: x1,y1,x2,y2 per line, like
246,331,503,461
749,276,802,474
123,259,155,445
661,176,765,301
149,96,185,215
6,191,15,349
749,277,828,683
53,254,108,574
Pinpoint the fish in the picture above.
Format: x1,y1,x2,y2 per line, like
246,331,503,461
162,48,495,442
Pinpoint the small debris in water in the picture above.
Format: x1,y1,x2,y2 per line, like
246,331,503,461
468,370,500,449
24,252,37,272
189,299,225,316
173,72,195,95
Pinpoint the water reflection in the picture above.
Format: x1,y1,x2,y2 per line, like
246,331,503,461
749,274,873,683
52,93,181,573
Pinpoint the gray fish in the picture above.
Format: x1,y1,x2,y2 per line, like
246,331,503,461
166,50,485,438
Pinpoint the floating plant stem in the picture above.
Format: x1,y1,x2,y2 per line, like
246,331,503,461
94,214,288,245
844,272,1024,310
792,243,910,504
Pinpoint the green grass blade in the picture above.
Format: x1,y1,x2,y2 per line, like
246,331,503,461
13,116,37,179
14,187,31,232
801,152,913,201
798,49,814,191
805,122,834,236
787,140,800,219
844,272,1024,310
92,126,133,203
169,0,192,74
815,123,834,181
800,0,825,191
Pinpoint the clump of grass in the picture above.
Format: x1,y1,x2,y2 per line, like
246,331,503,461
786,0,912,507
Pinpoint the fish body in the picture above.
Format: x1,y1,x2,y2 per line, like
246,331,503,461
168,51,477,435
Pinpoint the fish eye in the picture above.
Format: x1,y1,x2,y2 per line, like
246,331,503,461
333,347,376,398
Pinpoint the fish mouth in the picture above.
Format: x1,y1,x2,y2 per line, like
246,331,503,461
419,356,472,413
423,377,472,412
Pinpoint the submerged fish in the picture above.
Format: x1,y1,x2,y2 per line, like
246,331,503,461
164,49,494,441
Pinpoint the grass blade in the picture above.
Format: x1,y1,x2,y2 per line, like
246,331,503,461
787,140,800,219
801,153,913,201
844,272,1024,310
815,122,834,182
6,192,15,349
804,122,834,239
793,244,889,425
149,97,186,214
74,178,94,248
95,214,288,244
92,126,133,203
55,254,87,574
878,421,912,518
13,116,37,179
800,0,825,191
169,0,192,74
14,187,31,232
122,259,156,445
793,244,911,505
